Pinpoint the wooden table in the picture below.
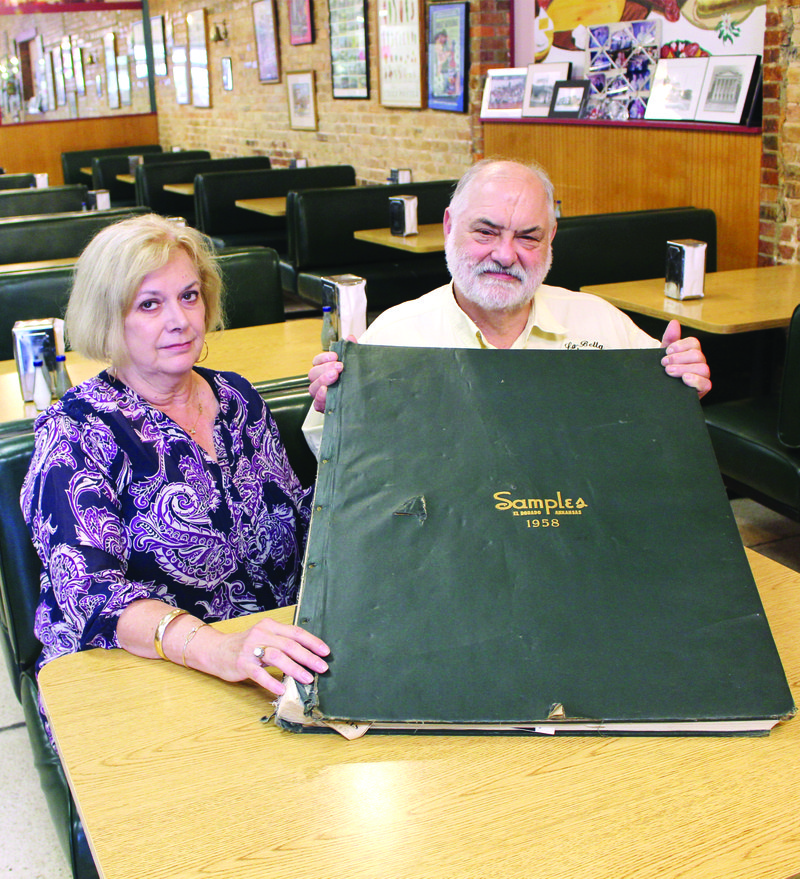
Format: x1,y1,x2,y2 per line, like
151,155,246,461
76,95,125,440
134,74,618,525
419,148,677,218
37,548,800,879
235,196,287,216
353,222,444,253
115,174,136,185
0,320,322,423
581,265,800,334
164,182,194,196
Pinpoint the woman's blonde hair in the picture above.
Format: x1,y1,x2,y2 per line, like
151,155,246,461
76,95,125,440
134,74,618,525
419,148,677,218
65,214,224,366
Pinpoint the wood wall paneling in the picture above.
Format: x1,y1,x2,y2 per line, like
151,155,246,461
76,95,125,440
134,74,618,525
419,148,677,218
0,113,159,184
483,122,762,271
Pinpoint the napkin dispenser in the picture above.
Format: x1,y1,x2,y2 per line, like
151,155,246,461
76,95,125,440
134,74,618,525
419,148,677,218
13,318,65,401
389,195,418,237
665,239,706,301
320,274,367,341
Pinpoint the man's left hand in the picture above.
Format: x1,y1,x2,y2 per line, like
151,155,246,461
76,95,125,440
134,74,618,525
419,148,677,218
660,320,711,398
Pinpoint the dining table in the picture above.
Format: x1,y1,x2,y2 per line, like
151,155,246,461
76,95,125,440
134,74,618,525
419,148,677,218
0,319,322,424
163,182,195,196
353,221,444,253
235,196,287,216
581,264,800,335
36,546,800,879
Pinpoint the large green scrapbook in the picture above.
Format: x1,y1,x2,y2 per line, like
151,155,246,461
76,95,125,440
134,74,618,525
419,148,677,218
276,342,796,737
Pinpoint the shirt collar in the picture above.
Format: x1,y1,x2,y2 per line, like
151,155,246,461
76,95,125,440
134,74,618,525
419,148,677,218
444,282,567,349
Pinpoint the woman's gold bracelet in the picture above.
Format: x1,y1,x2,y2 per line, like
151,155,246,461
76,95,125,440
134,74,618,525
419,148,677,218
153,608,188,660
181,622,208,668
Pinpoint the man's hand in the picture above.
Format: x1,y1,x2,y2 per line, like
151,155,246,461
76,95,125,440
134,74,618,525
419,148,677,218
660,320,711,399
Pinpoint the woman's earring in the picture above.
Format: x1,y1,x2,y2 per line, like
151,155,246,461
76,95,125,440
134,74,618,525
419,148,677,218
198,341,209,363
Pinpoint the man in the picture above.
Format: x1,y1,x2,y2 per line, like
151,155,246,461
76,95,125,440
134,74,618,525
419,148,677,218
304,159,710,449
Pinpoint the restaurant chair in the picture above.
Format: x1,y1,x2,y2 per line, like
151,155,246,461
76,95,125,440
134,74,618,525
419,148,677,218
704,302,800,520
0,173,36,190
217,247,285,327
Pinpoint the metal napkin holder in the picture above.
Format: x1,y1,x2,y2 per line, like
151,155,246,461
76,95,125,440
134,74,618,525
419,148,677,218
12,318,65,401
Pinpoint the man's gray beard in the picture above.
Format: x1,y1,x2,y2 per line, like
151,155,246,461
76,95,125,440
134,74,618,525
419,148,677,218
445,237,553,313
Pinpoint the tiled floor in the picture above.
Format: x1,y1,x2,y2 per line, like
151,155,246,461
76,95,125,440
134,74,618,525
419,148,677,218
1,496,798,877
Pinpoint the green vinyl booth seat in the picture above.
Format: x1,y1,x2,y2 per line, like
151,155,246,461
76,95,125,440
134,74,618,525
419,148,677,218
0,377,314,879
91,150,211,208
0,185,89,218
61,145,163,185
0,173,37,190
705,303,800,520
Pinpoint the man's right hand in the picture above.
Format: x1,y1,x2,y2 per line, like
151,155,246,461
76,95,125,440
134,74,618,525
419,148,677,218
308,350,345,412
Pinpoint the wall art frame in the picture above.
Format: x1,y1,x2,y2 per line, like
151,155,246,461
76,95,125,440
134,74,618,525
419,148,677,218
694,54,760,125
377,0,424,108
172,45,190,104
329,0,368,98
117,54,131,106
289,0,314,45
187,8,211,107
427,1,467,113
548,78,590,118
221,56,233,91
522,61,571,117
151,15,168,77
286,69,317,129
644,56,709,122
71,39,85,96
480,67,527,119
52,46,65,106
103,32,120,109
253,0,280,83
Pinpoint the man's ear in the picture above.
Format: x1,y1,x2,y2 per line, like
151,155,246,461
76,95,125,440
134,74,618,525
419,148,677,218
550,220,557,242
443,207,453,237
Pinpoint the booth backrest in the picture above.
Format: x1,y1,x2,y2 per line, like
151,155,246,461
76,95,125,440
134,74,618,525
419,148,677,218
0,266,74,360
194,164,357,250
0,185,89,218
548,207,718,291
0,174,36,191
253,377,317,487
216,247,286,328
285,180,455,312
91,151,211,206
61,144,162,185
0,206,150,265
135,156,272,222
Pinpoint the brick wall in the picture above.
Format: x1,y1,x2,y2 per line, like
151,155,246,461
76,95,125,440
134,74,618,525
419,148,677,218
760,0,800,265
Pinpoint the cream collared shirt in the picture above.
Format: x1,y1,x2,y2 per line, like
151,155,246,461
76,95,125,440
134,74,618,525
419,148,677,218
302,283,660,455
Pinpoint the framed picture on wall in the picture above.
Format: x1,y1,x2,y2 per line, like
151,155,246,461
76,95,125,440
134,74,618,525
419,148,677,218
522,61,571,117
151,15,168,77
187,9,211,107
117,55,131,106
132,20,148,78
286,70,318,129
329,0,368,99
52,47,65,106
71,40,85,96
480,67,527,119
221,57,233,91
103,32,120,109
644,57,708,122
289,0,314,45
172,45,190,104
427,1,468,112
252,0,280,83
377,0,424,108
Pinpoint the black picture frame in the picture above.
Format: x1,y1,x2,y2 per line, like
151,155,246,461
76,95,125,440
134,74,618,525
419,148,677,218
428,1,468,112
548,79,590,118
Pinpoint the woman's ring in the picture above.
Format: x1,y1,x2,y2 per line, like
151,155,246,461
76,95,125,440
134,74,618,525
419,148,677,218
253,645,267,662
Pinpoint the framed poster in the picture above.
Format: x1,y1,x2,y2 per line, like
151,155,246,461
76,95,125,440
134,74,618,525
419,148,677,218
694,54,760,125
289,0,314,45
548,79,590,118
132,20,148,78
71,40,85,96
480,67,527,118
377,0,423,108
187,9,211,107
52,47,66,106
522,61,571,117
221,57,233,91
103,32,119,109
172,45,190,104
644,57,709,122
427,2,467,112
329,0,368,99
117,55,131,106
60,37,74,91
286,70,317,129
151,15,168,77
252,0,280,83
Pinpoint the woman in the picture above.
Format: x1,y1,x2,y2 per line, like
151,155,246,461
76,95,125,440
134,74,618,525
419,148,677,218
21,214,329,730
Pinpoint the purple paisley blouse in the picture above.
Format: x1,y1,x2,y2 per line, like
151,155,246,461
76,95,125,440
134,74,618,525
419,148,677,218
21,367,312,676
